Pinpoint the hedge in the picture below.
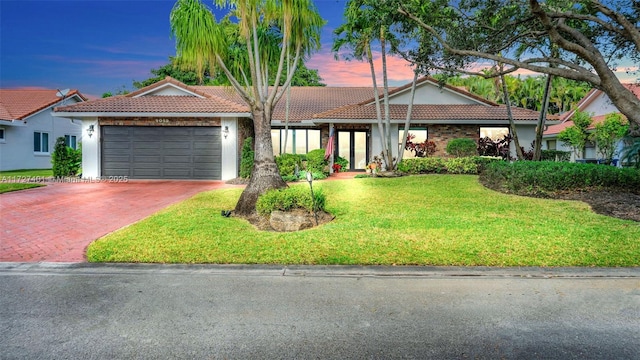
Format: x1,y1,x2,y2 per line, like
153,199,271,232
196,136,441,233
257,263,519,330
480,161,640,194
397,156,501,175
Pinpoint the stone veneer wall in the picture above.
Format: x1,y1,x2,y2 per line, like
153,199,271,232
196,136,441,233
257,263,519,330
429,124,479,157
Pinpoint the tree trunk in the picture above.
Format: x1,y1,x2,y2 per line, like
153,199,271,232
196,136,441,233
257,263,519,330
396,70,419,167
599,75,640,128
501,74,525,160
534,74,553,161
380,26,394,170
367,44,388,168
234,106,287,216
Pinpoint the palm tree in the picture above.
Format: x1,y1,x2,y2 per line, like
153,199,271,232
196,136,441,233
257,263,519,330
171,0,324,215
334,0,411,170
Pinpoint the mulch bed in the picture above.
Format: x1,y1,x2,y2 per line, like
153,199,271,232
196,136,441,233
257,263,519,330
550,190,640,222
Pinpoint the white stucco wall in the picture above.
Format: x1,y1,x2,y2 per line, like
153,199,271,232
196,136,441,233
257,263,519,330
582,94,617,116
80,118,100,178
512,124,537,157
0,98,82,171
389,83,479,105
221,118,238,180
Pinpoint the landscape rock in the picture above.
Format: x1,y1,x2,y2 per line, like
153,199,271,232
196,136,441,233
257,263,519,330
269,210,316,232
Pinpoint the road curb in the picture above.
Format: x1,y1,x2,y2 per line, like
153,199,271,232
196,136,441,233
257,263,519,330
1,262,638,278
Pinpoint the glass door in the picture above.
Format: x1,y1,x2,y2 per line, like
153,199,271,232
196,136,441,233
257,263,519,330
337,130,368,171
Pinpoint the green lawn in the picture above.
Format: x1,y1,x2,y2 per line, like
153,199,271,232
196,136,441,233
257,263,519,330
87,175,640,266
0,169,51,193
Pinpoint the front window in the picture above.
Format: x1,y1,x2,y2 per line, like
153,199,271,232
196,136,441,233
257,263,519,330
400,128,428,158
480,127,510,140
271,128,321,155
34,132,49,153
546,140,557,150
0,127,5,142
65,135,77,149
584,141,596,159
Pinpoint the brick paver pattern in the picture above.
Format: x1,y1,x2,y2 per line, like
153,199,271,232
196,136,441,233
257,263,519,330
0,181,236,262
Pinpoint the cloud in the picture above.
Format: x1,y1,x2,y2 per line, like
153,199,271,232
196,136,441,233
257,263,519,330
309,49,415,86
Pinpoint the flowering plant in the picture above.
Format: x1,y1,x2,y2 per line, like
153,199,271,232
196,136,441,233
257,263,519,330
332,163,342,172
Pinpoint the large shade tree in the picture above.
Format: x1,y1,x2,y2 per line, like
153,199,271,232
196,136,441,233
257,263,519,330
395,0,640,127
171,0,324,215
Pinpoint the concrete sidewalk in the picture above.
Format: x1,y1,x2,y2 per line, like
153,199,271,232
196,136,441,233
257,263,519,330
1,262,638,278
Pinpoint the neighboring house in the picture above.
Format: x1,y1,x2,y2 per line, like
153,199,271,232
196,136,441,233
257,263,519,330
0,89,86,171
53,76,553,180
543,84,640,164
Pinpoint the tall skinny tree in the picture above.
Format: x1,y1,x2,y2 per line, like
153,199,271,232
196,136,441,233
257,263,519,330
171,0,324,215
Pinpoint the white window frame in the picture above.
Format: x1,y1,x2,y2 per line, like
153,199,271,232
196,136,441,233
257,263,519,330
0,127,5,143
271,128,321,155
65,134,77,149
34,131,50,154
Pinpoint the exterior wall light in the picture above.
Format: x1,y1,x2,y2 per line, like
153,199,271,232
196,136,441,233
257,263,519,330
87,124,95,138
223,126,229,139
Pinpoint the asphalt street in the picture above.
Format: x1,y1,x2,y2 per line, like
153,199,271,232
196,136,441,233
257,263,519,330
1,263,639,359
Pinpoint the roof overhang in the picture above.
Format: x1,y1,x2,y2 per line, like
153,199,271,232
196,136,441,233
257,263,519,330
312,118,546,125
0,119,27,127
52,111,251,119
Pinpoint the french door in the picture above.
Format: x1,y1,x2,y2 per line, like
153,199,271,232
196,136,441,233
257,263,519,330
337,130,368,171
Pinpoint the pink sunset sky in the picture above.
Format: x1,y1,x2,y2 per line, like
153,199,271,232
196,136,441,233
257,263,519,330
1,0,637,99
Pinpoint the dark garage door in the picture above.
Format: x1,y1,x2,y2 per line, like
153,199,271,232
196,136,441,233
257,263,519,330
101,126,221,179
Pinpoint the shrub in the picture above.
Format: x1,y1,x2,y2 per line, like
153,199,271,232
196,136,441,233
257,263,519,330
480,161,640,195
540,150,571,162
51,137,81,177
398,156,500,175
276,153,304,177
471,156,502,173
446,138,478,157
306,149,328,175
256,185,326,216
592,113,628,162
621,135,640,168
334,155,348,172
445,157,478,174
477,135,512,160
558,110,592,157
239,137,254,179
405,133,437,157
397,157,446,174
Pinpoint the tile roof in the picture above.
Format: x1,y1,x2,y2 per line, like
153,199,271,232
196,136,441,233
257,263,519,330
560,83,640,121
314,104,550,122
547,83,638,135
0,89,85,121
54,95,248,114
55,77,248,114
52,76,551,123
356,76,497,106
545,113,625,135
197,86,376,122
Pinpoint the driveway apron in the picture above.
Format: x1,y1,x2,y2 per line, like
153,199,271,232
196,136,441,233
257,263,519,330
0,181,234,262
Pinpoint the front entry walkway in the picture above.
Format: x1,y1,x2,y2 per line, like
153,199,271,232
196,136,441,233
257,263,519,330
0,181,236,262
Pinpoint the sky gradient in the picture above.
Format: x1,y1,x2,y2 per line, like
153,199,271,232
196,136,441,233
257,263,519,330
1,0,416,99
1,0,636,99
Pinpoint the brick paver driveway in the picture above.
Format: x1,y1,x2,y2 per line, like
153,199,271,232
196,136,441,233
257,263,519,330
1,180,237,262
